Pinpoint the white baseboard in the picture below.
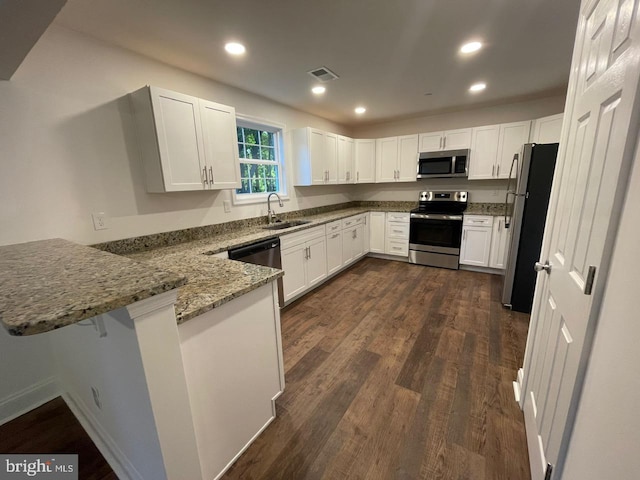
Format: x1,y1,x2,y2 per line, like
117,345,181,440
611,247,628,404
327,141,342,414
0,377,60,426
62,392,143,480
460,265,505,275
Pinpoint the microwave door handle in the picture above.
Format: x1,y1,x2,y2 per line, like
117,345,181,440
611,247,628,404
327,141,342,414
451,156,456,176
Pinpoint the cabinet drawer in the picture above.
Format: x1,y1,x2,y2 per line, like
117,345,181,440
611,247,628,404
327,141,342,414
385,239,409,257
341,214,365,230
281,225,326,250
326,220,342,234
386,212,410,223
463,215,493,227
386,223,409,239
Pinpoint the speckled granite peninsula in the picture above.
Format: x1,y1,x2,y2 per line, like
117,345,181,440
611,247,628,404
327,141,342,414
0,238,186,336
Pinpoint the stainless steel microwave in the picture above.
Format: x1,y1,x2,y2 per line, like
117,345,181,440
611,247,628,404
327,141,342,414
417,149,470,179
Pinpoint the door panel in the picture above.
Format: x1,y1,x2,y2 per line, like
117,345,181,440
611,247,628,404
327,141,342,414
199,100,240,189
309,129,326,185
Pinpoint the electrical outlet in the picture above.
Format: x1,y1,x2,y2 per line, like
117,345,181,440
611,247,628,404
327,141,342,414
91,386,102,410
92,212,108,230
223,200,231,213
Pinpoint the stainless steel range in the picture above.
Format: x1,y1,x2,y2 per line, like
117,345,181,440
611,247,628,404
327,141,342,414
409,191,468,269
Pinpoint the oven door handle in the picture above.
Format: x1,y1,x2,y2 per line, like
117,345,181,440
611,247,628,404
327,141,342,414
410,213,463,221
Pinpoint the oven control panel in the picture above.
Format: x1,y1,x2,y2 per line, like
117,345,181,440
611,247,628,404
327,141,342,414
419,191,467,202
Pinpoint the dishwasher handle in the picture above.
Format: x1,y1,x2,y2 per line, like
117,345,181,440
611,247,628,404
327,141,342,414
228,238,280,260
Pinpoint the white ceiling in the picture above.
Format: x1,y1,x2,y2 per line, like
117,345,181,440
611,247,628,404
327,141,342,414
54,0,581,126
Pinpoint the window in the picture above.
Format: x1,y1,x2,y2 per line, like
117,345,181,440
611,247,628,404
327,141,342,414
234,118,286,202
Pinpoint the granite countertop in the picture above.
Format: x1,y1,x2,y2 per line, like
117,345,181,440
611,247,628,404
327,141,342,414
0,239,187,336
464,202,507,216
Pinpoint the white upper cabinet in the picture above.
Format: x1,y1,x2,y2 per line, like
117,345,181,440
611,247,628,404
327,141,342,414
530,113,564,144
469,120,531,180
354,139,376,183
418,128,472,151
337,135,355,183
131,86,240,192
293,128,340,185
375,135,418,183
199,99,241,189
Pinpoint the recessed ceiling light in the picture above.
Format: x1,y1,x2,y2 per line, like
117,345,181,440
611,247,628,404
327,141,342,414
469,82,487,92
460,41,483,54
355,106,366,114
224,42,246,55
311,86,326,95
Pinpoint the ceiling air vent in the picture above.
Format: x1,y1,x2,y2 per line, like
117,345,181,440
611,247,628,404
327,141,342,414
307,66,339,82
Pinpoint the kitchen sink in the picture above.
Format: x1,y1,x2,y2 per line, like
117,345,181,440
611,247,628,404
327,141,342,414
262,220,311,230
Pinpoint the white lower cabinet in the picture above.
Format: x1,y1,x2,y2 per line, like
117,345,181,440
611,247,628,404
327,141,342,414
281,226,327,303
326,228,343,276
343,223,364,265
489,216,511,269
460,215,492,267
369,212,386,253
385,212,410,257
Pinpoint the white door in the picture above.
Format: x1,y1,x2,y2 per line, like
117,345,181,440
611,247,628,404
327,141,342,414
199,99,241,189
443,128,472,150
355,139,376,183
342,228,355,265
397,134,419,182
149,87,206,191
309,129,326,185
369,212,386,253
522,1,640,479
469,125,500,180
352,224,365,260
497,121,531,179
306,237,328,287
326,231,343,276
459,226,491,267
325,133,339,184
375,137,399,182
418,131,443,151
281,244,307,302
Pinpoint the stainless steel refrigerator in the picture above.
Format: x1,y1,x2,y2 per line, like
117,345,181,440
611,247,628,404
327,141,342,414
502,143,559,313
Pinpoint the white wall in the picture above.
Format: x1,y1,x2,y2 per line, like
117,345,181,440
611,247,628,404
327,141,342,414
560,130,640,479
0,25,352,247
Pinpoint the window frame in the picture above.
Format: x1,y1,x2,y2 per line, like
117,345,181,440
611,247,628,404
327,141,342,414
232,115,288,206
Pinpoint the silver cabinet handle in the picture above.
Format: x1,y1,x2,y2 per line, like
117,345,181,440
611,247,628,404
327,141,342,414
463,230,467,241
492,165,495,177
534,261,552,274
352,230,356,239
439,137,443,149
356,171,359,182
331,233,340,239
203,167,208,184
497,165,500,177
443,136,446,149
498,220,502,232
209,166,214,184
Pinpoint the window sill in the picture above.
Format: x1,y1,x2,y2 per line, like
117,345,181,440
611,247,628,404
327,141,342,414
231,193,290,206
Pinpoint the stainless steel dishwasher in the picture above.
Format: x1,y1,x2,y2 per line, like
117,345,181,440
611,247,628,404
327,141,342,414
228,237,284,307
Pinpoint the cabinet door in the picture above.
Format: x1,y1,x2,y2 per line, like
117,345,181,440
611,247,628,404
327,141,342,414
337,136,354,184
531,113,564,144
325,133,339,184
149,87,206,191
326,231,343,276
489,217,510,269
460,226,492,267
443,128,472,150
199,99,241,189
306,237,327,288
497,121,531,179
309,128,326,185
342,228,355,265
363,213,370,253
369,212,386,253
397,134,419,182
469,125,500,180
281,244,307,302
353,224,365,260
419,132,443,152
375,137,399,182
355,139,376,183
385,238,409,257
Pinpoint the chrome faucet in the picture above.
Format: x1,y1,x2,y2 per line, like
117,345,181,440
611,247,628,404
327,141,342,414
267,193,283,224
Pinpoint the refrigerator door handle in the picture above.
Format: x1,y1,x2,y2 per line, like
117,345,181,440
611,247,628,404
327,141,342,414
504,153,520,227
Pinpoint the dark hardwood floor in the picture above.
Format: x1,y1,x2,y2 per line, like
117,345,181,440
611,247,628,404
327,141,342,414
0,257,531,480
223,257,531,480
0,397,116,480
